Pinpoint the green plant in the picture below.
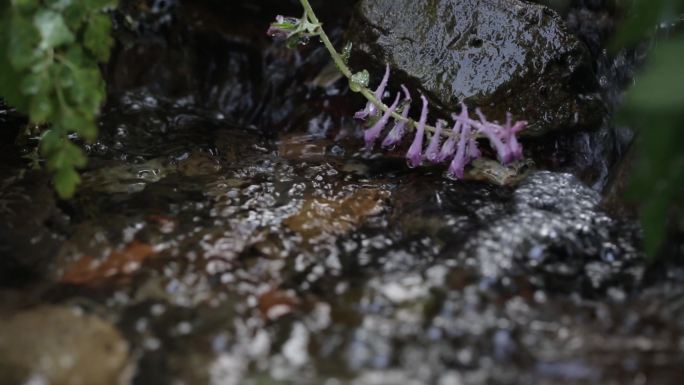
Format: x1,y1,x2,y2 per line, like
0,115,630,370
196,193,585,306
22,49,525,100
613,0,684,256
0,0,117,197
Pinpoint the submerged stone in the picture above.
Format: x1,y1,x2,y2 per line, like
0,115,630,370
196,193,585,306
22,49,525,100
0,306,131,385
347,0,604,135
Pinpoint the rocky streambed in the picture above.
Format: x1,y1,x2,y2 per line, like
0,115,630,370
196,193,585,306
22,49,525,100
0,1,683,385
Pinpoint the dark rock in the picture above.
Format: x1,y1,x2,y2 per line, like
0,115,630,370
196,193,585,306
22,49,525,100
347,0,605,135
0,99,26,160
107,0,356,130
0,172,64,286
601,141,638,217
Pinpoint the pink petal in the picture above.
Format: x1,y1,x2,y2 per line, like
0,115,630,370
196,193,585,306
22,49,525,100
364,93,401,150
382,85,412,149
474,109,512,164
448,122,472,179
437,120,461,163
425,119,447,163
354,64,391,120
406,94,429,168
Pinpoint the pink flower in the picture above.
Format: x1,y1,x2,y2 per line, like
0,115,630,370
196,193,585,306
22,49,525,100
503,113,527,161
437,106,468,162
437,124,458,162
355,64,390,120
425,119,447,163
364,92,401,150
382,85,412,149
406,95,429,168
347,65,526,178
474,109,512,164
448,119,473,179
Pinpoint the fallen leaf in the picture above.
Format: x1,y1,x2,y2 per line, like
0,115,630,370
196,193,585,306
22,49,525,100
146,215,178,234
284,188,390,241
259,290,301,320
61,241,156,286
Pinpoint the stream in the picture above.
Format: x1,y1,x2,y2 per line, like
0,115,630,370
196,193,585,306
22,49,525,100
1,1,683,385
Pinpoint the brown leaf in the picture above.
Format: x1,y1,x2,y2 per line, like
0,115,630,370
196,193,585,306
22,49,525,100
284,188,390,240
258,290,301,320
146,215,178,234
61,241,156,286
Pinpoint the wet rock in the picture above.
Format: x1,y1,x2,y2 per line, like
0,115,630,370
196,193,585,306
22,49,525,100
457,171,642,292
0,172,64,285
176,152,222,177
347,0,604,135
602,142,638,217
0,305,131,385
0,100,25,151
81,158,168,194
107,0,356,130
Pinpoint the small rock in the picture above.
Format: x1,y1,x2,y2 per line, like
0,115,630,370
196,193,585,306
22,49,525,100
0,306,131,385
176,152,222,177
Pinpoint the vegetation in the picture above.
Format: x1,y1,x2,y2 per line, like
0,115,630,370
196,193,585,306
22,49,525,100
613,0,684,256
0,0,117,197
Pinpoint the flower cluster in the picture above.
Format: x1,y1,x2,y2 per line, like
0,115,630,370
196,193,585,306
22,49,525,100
267,10,527,180
358,65,527,179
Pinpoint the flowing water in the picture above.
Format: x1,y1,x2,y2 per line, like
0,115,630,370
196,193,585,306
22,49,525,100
1,1,683,385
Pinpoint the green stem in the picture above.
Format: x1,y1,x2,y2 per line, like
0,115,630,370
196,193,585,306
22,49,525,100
298,0,449,136
300,0,351,79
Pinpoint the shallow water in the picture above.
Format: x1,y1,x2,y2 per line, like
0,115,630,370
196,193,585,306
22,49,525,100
1,1,684,385
2,89,683,385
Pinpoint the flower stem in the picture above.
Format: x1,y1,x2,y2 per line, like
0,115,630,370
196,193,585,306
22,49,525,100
299,0,351,79
298,0,448,137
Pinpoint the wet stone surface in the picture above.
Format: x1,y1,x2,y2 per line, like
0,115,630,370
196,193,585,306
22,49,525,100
347,0,605,136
